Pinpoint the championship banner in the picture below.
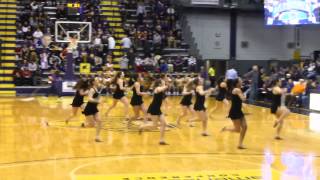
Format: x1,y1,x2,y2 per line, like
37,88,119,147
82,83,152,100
80,63,91,74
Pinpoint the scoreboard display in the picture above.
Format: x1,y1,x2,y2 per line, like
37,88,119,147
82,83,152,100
67,3,80,16
67,3,80,8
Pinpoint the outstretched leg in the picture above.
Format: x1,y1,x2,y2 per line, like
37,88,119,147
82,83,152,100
159,115,167,145
105,99,118,117
199,111,209,136
238,117,248,149
120,97,130,119
176,106,188,126
221,119,241,133
94,113,103,142
65,107,79,124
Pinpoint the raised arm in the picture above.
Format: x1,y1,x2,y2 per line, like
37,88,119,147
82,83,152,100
155,85,168,94
197,86,214,96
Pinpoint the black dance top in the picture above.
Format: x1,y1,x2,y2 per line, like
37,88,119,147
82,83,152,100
180,93,193,106
216,85,227,101
130,84,144,106
271,93,281,114
194,91,206,111
147,91,164,115
228,93,244,120
113,82,125,99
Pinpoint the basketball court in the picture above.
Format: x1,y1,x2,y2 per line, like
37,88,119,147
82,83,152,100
0,0,320,179
0,97,318,179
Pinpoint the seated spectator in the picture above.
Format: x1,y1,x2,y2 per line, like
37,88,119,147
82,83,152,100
174,55,184,72
56,3,67,19
105,55,114,70
159,59,168,73
30,0,40,11
40,51,49,71
153,32,162,53
136,1,146,25
291,79,306,96
167,31,177,48
13,67,23,86
20,60,32,85
120,55,129,72
135,56,144,72
108,34,116,54
121,35,132,53
286,79,307,107
127,48,136,70
93,35,102,48
187,56,197,72
33,27,44,41
94,55,103,71
22,22,31,39
136,29,147,48
28,60,39,85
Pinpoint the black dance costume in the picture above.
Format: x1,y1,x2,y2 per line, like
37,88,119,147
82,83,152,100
71,90,84,107
130,84,144,106
271,93,281,114
113,82,125,100
216,85,227,101
83,88,100,116
147,91,164,115
228,93,244,120
180,93,192,107
194,91,206,111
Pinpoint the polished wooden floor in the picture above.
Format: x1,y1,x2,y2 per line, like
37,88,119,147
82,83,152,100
0,96,319,180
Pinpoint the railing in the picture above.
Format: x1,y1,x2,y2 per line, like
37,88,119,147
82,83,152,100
191,0,220,6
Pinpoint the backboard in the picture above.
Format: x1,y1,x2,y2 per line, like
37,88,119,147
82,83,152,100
55,21,92,43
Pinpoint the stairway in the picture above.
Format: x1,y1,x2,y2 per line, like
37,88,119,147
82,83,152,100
0,0,17,96
100,0,125,69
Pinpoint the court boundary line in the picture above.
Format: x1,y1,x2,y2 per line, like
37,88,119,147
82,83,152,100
68,154,283,180
0,152,318,168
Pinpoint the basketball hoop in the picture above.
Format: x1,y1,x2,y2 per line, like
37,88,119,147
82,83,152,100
55,21,92,43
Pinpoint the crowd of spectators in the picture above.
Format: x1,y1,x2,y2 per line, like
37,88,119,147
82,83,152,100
14,0,118,86
14,0,197,86
241,60,320,109
119,0,196,73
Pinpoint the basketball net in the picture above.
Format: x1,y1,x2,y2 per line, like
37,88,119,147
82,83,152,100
67,37,78,51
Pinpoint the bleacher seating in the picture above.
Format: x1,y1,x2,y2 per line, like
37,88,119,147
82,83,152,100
11,0,194,90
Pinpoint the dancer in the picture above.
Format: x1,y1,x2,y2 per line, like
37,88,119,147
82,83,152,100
176,78,195,127
209,77,229,118
105,71,130,120
222,78,247,149
129,73,148,125
270,79,290,140
193,77,215,136
140,79,168,145
65,79,90,124
160,74,171,115
82,78,103,142
216,77,228,103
